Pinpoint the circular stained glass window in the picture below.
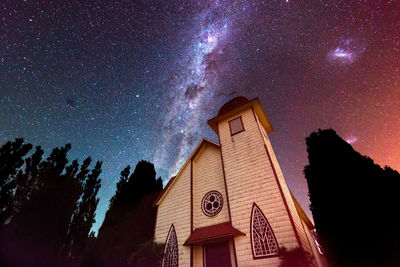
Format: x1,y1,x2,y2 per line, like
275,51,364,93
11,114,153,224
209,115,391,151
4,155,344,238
202,190,223,217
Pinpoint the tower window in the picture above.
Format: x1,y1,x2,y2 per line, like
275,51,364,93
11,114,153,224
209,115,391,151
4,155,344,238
229,116,244,135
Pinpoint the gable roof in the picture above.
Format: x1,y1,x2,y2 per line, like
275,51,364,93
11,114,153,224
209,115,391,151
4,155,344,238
154,138,220,206
153,176,176,206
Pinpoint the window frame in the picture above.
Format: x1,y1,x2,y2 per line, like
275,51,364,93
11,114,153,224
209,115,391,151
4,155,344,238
162,224,179,267
250,202,279,259
201,190,224,217
228,116,245,136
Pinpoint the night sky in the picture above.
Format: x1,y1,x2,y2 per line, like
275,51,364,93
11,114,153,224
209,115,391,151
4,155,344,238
1,0,399,233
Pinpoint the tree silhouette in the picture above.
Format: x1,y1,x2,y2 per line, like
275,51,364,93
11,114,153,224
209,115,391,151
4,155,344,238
0,141,102,267
8,146,45,224
109,165,131,207
0,139,163,266
67,159,102,261
88,160,163,267
278,247,312,267
304,129,400,266
0,138,33,226
127,239,164,267
0,144,82,266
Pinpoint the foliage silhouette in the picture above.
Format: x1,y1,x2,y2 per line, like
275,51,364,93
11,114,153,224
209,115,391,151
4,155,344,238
67,158,103,262
304,129,400,266
86,160,163,267
0,140,102,267
0,144,82,266
0,139,163,266
279,247,313,267
127,239,164,267
0,138,33,227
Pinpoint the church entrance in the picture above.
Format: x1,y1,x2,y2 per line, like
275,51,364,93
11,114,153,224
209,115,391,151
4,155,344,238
204,241,232,267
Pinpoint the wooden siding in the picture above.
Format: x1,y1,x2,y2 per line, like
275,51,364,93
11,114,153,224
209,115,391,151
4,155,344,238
253,113,313,254
193,143,230,229
219,108,298,266
154,164,191,266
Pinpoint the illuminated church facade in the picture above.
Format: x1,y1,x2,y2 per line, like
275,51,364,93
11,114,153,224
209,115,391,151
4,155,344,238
154,97,324,266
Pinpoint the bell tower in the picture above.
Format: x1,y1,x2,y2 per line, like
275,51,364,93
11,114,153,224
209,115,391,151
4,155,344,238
208,97,312,266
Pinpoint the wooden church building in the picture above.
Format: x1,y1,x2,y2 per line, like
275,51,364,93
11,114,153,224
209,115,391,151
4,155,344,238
154,97,324,266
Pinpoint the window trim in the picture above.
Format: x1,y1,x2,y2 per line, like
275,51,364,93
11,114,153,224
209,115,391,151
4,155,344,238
250,202,279,259
162,224,179,267
229,116,245,136
201,190,224,217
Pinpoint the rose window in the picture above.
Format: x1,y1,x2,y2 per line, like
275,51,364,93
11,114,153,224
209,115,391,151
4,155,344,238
202,190,223,217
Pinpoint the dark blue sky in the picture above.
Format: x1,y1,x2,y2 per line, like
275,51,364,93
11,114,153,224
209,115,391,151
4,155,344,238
1,0,399,232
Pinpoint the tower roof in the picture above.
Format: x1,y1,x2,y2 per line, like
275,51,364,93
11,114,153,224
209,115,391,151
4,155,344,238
208,97,274,134
217,96,250,116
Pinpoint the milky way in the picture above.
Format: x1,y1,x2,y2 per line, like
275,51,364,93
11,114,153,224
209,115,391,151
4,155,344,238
154,1,232,177
1,1,400,232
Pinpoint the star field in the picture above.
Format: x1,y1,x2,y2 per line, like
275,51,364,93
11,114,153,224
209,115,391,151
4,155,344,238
1,0,399,232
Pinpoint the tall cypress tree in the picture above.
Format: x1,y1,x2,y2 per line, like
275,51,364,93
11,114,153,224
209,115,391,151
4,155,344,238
304,129,400,266
68,160,102,260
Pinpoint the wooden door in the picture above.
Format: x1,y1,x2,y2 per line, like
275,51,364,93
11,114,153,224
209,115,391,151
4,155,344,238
205,241,232,267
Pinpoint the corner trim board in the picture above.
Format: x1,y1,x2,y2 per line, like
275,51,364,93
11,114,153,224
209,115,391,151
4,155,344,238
250,107,303,249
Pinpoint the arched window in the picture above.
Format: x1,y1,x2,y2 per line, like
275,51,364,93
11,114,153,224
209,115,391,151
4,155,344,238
250,203,279,258
162,224,179,267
